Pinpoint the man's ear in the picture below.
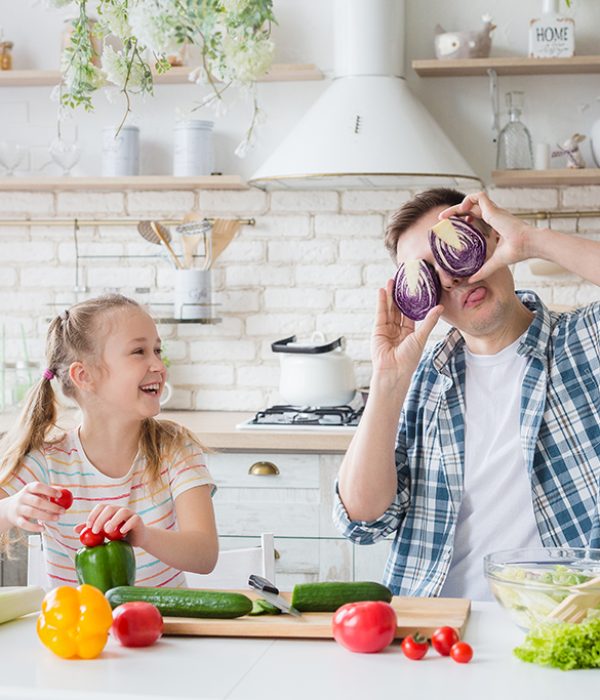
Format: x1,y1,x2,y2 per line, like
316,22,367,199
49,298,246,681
69,361,94,392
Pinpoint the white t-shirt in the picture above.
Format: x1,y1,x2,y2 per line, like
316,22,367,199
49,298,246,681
440,335,543,601
3,428,215,588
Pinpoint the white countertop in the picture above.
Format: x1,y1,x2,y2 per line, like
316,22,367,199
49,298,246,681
0,602,597,700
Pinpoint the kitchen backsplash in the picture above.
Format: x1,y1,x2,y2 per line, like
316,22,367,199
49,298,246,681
1,185,599,412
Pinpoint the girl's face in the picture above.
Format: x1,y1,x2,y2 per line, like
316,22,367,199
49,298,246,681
91,307,167,419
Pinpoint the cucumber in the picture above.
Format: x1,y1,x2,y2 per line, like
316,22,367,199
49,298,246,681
291,581,393,612
105,586,253,619
249,598,282,616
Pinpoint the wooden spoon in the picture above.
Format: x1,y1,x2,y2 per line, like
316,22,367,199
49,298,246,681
210,218,241,268
150,221,183,269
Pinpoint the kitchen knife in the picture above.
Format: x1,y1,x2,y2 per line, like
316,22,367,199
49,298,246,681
248,575,303,617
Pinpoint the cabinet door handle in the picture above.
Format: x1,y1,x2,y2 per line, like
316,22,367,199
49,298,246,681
274,548,280,560
248,460,280,476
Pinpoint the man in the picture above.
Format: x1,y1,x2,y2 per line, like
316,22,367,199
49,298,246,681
334,188,600,600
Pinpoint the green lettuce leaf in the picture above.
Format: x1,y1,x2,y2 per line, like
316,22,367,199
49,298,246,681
514,617,600,670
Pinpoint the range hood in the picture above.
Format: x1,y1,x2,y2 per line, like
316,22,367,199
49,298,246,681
249,0,480,190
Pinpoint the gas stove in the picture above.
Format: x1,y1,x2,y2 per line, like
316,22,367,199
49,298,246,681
236,404,363,431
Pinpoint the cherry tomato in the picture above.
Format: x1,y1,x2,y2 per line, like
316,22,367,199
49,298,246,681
79,526,105,548
450,641,473,664
431,626,460,656
112,602,163,647
103,525,126,541
332,601,397,654
401,633,429,660
50,488,73,510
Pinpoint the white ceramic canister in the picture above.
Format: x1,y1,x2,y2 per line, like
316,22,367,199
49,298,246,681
102,126,139,176
173,268,212,320
173,119,215,176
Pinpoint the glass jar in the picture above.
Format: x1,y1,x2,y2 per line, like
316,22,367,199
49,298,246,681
496,91,534,170
0,41,13,71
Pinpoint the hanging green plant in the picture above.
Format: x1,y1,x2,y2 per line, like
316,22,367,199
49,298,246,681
51,0,276,155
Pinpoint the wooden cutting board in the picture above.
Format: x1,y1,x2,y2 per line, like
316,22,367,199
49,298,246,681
162,592,470,639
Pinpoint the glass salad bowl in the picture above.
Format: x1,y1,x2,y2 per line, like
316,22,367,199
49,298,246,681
484,547,600,631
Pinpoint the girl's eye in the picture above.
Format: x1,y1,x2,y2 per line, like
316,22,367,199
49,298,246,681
132,348,144,355
155,348,162,356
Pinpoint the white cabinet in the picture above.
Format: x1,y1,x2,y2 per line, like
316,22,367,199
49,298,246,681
207,451,392,589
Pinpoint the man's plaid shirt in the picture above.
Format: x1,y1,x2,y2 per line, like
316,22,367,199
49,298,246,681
334,291,600,596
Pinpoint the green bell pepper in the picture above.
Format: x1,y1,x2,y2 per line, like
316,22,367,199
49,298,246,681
75,540,136,594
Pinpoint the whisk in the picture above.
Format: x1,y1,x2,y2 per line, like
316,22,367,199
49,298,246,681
175,214,212,270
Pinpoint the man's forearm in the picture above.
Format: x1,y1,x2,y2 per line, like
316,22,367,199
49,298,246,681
529,227,600,286
141,527,218,574
338,371,411,522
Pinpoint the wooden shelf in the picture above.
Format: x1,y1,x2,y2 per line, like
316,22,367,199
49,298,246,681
491,168,600,187
0,63,323,87
412,55,600,77
0,175,247,191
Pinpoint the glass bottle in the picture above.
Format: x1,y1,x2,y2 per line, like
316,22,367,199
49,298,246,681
496,91,534,170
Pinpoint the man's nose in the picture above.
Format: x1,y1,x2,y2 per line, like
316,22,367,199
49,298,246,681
435,265,462,290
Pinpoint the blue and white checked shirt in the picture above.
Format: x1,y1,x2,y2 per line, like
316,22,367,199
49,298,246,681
334,291,600,596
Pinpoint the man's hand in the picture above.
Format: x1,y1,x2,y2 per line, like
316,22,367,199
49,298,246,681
371,279,443,376
439,191,533,284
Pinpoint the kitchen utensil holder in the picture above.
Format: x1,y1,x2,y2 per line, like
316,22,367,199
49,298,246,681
173,268,212,320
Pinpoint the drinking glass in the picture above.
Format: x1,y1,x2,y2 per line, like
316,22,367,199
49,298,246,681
49,123,81,176
0,141,26,176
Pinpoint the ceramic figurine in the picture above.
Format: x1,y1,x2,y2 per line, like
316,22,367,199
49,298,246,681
434,14,496,60
552,133,586,168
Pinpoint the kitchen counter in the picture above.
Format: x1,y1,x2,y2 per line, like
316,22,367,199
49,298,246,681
0,410,354,453
0,602,596,700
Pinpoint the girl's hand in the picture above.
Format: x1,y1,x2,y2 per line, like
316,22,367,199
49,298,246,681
371,279,443,376
75,505,147,547
6,482,65,532
439,191,533,283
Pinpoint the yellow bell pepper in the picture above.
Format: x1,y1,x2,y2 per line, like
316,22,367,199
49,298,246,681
36,584,113,659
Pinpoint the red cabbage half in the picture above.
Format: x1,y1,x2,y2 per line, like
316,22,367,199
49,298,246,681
393,259,441,321
428,216,487,278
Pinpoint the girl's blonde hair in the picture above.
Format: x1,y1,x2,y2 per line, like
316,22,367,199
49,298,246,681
0,294,203,549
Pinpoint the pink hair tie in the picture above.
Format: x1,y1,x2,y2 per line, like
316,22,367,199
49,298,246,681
43,368,55,381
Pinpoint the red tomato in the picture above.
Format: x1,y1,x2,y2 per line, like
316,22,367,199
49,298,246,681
112,602,163,647
50,488,73,510
103,525,126,541
431,626,460,656
450,641,473,664
332,601,397,654
79,526,105,548
401,633,429,660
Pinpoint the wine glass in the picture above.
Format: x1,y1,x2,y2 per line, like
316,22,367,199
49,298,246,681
49,123,81,176
0,141,26,176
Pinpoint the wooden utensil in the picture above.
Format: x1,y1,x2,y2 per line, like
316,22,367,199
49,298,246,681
209,218,241,267
162,592,471,639
137,220,183,269
176,212,212,269
547,575,600,623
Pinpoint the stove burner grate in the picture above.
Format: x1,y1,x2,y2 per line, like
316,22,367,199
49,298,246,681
250,404,363,427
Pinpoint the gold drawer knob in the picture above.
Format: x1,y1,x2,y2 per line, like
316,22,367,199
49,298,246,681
248,460,280,476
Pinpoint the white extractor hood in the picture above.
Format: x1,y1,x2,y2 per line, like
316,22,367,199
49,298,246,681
249,0,481,190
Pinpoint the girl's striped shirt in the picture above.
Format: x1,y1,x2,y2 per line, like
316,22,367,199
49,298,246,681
3,427,216,588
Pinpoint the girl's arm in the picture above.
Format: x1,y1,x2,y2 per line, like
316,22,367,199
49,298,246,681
84,484,219,574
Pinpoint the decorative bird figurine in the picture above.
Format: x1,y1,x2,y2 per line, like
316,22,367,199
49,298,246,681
434,14,496,60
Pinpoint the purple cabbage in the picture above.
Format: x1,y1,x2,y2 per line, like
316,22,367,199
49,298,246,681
428,216,487,278
393,259,441,321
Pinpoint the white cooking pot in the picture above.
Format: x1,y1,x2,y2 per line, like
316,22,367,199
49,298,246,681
272,332,356,407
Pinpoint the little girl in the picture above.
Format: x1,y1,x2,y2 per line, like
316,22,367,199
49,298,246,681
0,294,218,588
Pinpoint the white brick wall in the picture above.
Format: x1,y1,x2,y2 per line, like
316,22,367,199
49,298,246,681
2,186,599,413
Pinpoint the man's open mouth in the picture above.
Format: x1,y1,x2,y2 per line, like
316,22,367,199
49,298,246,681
140,382,160,395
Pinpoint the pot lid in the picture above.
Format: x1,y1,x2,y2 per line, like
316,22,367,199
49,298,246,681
271,335,344,355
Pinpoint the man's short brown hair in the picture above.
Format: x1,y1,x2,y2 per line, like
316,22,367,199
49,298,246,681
384,188,466,261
